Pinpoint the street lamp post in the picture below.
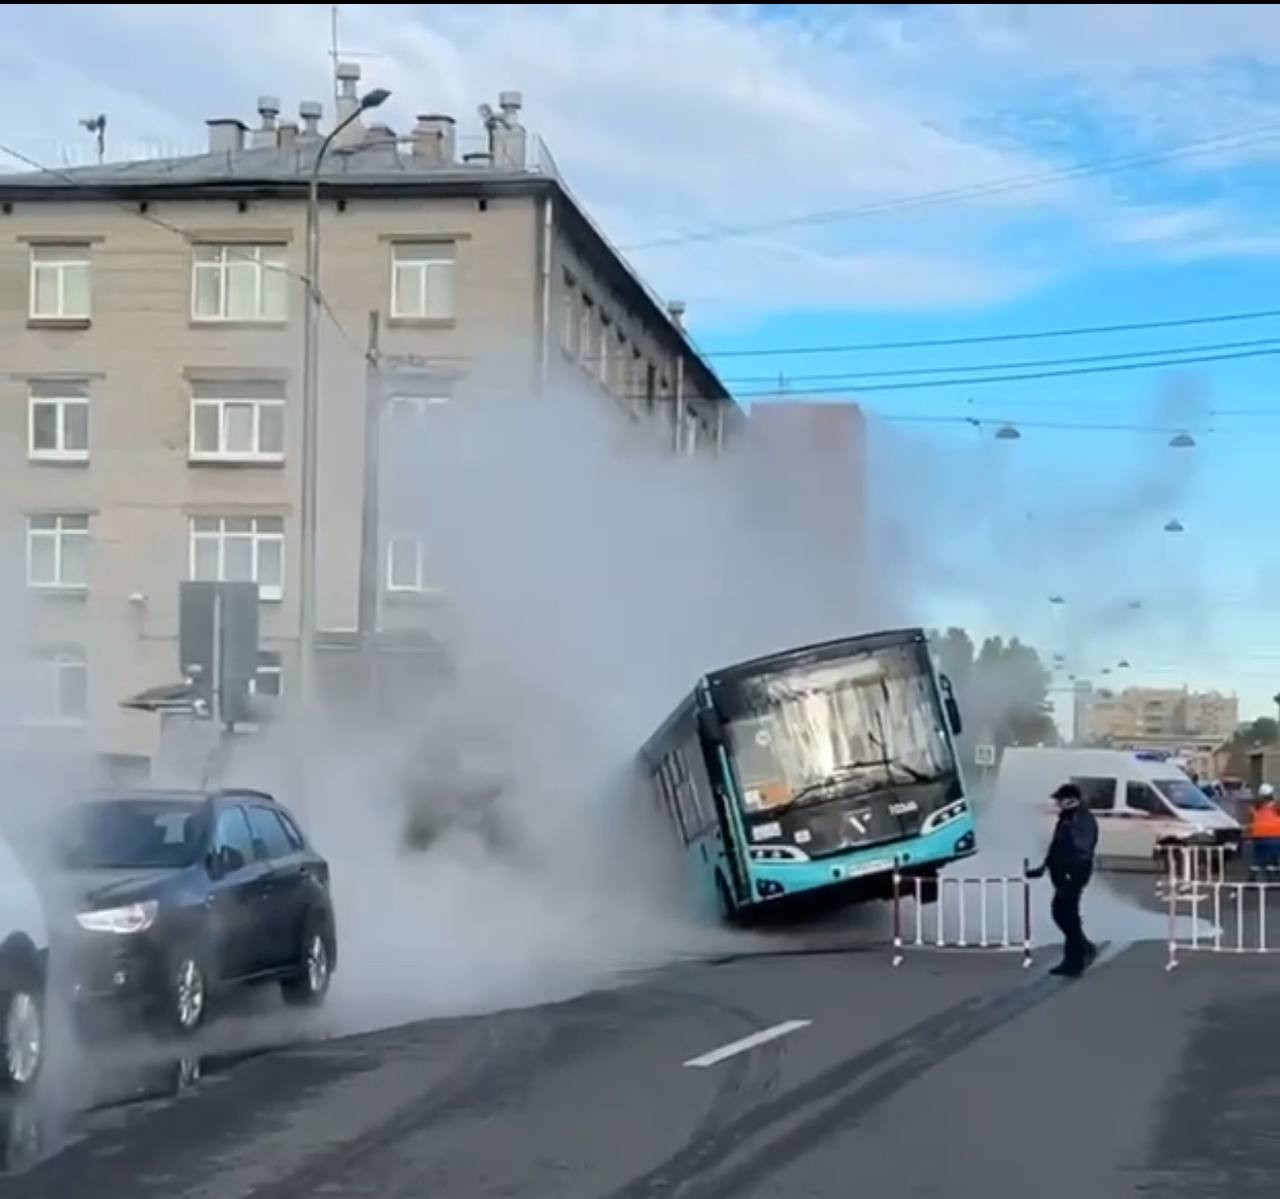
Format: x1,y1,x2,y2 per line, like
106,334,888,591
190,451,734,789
298,87,391,704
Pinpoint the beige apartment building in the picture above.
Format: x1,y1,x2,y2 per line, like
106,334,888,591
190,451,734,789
0,73,737,772
1081,685,1240,744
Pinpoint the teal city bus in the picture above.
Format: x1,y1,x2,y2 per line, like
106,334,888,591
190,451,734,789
639,628,975,920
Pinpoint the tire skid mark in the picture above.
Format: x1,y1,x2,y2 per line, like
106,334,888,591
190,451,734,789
604,965,1077,1199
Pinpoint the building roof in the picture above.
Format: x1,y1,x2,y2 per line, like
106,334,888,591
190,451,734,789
0,136,736,410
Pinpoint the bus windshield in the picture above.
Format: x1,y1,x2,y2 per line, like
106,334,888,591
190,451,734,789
720,641,957,816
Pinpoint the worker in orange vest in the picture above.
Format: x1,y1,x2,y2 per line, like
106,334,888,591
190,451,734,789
1248,784,1280,876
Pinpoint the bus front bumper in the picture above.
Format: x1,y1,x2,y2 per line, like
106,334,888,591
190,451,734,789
746,815,977,903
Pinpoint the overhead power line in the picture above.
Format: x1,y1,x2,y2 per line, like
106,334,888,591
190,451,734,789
730,342,1280,398
623,122,1280,251
723,334,1280,387
0,141,366,359
703,305,1280,359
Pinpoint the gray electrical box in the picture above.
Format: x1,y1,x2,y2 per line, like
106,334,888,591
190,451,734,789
179,582,259,724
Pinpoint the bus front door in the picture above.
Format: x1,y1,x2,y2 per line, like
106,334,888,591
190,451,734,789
701,736,749,906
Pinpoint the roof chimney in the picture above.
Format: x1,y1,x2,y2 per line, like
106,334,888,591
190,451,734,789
667,300,687,328
483,89,527,171
278,121,298,151
299,101,323,139
334,61,363,146
207,117,248,155
250,95,281,148
412,114,456,165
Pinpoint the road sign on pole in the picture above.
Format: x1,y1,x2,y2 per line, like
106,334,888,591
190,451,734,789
974,743,997,768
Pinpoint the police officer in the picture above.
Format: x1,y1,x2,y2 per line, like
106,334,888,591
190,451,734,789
1026,782,1099,977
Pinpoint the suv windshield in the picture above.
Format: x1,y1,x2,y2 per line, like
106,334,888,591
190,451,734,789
62,799,209,869
1156,778,1217,812
722,641,956,815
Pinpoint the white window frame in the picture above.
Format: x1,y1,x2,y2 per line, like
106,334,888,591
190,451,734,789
28,387,90,462
388,393,452,418
26,514,90,590
386,535,429,594
31,648,88,726
390,242,456,320
29,245,91,321
188,516,285,601
191,243,287,323
561,272,577,355
597,315,611,385
249,651,283,698
189,391,286,463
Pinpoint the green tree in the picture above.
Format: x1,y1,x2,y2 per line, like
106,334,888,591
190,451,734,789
1230,717,1278,747
931,628,1058,755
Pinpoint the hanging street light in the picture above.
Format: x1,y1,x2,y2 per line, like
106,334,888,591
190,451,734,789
1169,431,1196,448
1164,518,1185,533
995,423,1021,440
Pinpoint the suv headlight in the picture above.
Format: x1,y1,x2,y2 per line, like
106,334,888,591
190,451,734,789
76,900,158,935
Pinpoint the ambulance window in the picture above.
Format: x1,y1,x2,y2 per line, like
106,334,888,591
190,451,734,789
1072,776,1116,811
1126,782,1166,815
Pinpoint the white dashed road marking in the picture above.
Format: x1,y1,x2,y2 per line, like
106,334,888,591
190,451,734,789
683,1020,812,1069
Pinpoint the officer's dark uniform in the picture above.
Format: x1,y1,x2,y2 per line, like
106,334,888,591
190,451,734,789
1028,784,1099,977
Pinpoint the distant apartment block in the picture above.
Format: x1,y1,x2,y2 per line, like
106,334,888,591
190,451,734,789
1081,685,1240,744
0,69,738,769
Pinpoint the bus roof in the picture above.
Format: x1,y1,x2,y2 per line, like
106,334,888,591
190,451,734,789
706,627,927,689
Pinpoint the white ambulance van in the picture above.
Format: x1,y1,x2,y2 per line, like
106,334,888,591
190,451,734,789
994,747,1242,866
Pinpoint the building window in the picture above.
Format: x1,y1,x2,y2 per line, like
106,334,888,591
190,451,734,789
579,295,594,367
191,244,287,322
27,514,89,590
29,380,90,461
391,242,455,320
614,329,628,395
249,651,283,698
29,244,91,321
31,647,88,724
190,381,286,462
189,516,284,601
387,389,453,421
386,536,428,593
597,314,611,385
561,271,577,356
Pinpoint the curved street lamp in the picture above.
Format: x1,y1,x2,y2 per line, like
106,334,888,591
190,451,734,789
298,86,392,700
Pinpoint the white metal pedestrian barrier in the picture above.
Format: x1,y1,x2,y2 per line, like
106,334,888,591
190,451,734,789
891,868,1033,969
1155,844,1228,898
1165,856,1280,969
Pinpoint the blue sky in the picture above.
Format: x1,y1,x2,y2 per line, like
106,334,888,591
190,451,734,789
5,3,1280,720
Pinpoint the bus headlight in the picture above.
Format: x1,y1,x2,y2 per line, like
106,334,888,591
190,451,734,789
921,801,969,837
749,845,811,863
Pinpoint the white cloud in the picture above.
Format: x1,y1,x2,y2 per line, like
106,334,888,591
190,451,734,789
5,4,1280,324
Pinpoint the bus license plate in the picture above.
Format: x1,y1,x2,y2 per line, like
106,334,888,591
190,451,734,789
841,858,892,879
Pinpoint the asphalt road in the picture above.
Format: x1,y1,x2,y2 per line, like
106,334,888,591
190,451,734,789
3,898,1279,1198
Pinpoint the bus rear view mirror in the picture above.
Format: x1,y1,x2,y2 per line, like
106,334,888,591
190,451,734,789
945,697,963,737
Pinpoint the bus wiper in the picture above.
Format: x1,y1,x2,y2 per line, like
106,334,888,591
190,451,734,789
788,761,882,806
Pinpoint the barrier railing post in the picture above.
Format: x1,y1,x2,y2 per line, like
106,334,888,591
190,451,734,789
891,872,903,967
1237,884,1245,953
1166,851,1179,972
1021,858,1032,969
913,877,924,947
1259,882,1267,954
958,878,968,948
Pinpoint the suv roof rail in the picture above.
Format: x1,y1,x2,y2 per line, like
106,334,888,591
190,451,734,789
213,787,278,804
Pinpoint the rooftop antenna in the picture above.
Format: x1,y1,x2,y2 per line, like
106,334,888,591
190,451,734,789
329,5,383,107
80,114,106,164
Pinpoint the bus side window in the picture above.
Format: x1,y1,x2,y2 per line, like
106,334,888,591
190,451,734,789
661,754,691,843
678,742,715,837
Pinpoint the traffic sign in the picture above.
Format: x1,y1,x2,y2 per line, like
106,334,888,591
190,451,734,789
974,744,997,768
